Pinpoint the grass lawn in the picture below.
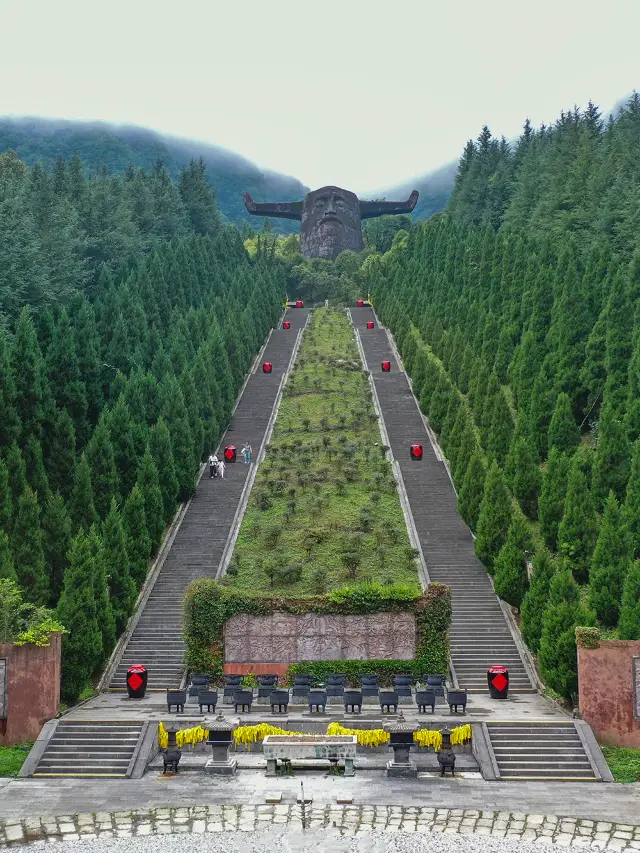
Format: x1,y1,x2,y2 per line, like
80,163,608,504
600,746,640,782
227,308,420,595
0,744,31,777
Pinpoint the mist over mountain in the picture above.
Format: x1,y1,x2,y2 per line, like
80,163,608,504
380,159,458,221
0,117,308,231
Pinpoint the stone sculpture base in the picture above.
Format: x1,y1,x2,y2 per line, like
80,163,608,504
386,759,417,778
204,758,237,776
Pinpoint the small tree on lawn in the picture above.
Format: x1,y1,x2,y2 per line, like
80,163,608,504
520,548,555,653
588,491,632,627
475,461,512,571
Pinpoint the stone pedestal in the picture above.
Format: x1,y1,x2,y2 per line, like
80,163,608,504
204,756,237,776
386,758,417,777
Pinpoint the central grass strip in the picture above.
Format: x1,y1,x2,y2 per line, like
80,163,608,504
226,308,419,594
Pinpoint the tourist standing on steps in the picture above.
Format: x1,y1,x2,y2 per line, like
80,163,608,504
242,442,252,464
208,452,218,478
217,457,225,479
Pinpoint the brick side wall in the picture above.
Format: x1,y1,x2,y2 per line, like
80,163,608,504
577,640,640,748
0,633,61,747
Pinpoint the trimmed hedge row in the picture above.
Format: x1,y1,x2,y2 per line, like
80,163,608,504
183,579,451,682
287,659,432,686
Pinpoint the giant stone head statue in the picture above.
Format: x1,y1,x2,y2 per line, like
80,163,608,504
244,185,419,260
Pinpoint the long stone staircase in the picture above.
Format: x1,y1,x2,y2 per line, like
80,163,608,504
352,307,534,693
32,720,145,777
108,309,308,691
485,722,598,781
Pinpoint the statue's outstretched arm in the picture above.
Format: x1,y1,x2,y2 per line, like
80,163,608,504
243,192,303,221
359,190,419,220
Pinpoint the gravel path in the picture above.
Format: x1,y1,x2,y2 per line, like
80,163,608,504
10,828,544,852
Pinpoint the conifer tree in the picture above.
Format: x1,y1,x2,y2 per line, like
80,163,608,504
622,439,640,559
102,498,136,635
48,407,76,499
57,529,102,702
88,525,116,657
557,455,599,581
475,461,512,570
122,485,151,589
548,392,580,455
136,447,165,554
0,531,18,583
592,405,631,505
539,564,590,703
0,460,12,534
70,453,98,532
453,419,479,487
457,450,486,531
11,307,46,443
589,492,631,627
148,418,179,523
107,395,138,497
487,388,514,468
0,328,19,447
46,308,88,436
618,559,640,640
86,418,119,519
493,512,532,608
12,487,49,604
509,435,542,518
6,440,27,507
42,491,72,606
160,377,195,501
178,159,219,236
24,435,51,507
520,548,555,653
539,449,571,550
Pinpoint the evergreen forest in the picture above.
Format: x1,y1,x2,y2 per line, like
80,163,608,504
364,93,640,703
0,148,284,700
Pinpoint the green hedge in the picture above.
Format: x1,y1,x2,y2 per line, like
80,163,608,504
287,659,431,687
183,580,451,682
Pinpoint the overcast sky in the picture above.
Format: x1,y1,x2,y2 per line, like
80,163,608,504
2,0,638,194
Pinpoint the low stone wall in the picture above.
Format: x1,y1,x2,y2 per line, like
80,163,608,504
0,634,61,746
578,639,640,747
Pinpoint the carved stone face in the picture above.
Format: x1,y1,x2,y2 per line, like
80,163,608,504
300,186,364,260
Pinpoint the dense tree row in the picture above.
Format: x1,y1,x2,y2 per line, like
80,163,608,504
0,149,220,323
0,153,284,699
363,96,640,704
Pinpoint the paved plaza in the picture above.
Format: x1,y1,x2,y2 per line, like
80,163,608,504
2,803,640,850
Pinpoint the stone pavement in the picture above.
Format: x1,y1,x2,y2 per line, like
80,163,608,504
2,804,640,849
1,774,639,826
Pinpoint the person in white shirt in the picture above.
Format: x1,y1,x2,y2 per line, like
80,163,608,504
217,458,225,479
208,453,219,478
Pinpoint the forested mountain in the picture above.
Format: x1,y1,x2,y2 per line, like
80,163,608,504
381,159,457,221
0,147,285,699
364,93,640,705
0,117,308,230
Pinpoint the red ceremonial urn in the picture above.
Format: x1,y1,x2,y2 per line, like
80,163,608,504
224,445,237,463
283,320,291,329
410,443,423,461
357,300,364,307
126,664,147,699
296,300,304,308
487,665,509,699
381,361,391,372
366,321,374,329
263,362,273,374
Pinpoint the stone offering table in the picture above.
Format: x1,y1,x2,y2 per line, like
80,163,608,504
262,734,357,776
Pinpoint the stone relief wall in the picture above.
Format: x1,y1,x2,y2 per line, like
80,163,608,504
578,640,640,747
224,611,416,664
